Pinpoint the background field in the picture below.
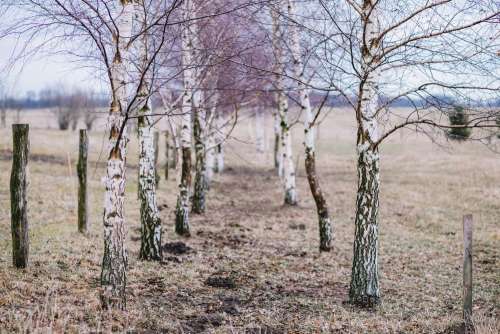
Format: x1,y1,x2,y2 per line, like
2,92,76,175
0,108,498,333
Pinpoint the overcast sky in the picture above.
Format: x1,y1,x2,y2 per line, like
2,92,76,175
0,35,100,97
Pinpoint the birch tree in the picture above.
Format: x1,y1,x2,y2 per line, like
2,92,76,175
271,4,297,205
2,0,183,308
135,1,162,261
191,7,209,213
175,0,196,235
287,0,333,251
214,112,226,173
312,0,499,307
98,0,135,309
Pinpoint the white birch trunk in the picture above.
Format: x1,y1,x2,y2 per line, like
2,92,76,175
162,94,181,175
255,110,265,153
272,6,297,205
206,133,215,184
192,99,207,213
138,101,162,260
204,92,219,181
135,3,161,261
216,143,224,173
175,0,195,235
214,112,225,173
101,0,134,309
273,111,282,173
349,0,382,307
288,0,332,250
191,18,207,214
281,105,297,205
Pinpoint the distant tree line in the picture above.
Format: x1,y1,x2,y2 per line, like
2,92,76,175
0,86,108,130
0,88,108,110
309,92,500,109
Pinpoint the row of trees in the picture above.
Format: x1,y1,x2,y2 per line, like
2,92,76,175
45,88,104,130
0,86,105,130
1,0,498,310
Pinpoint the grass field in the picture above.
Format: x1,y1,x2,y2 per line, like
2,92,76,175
0,108,498,333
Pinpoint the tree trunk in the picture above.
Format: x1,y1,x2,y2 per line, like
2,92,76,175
175,146,191,236
153,130,160,187
165,131,170,180
100,0,134,310
273,112,281,171
280,101,297,205
205,133,215,187
288,0,332,250
305,149,332,251
215,143,224,173
214,113,225,173
77,129,88,234
349,1,382,307
175,0,196,235
171,132,179,169
10,124,29,269
255,110,265,153
138,103,162,261
349,147,380,307
188,0,206,215
135,1,162,260
271,7,297,205
192,110,207,214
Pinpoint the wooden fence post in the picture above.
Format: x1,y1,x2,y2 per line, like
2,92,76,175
463,214,473,330
10,124,29,268
77,129,88,233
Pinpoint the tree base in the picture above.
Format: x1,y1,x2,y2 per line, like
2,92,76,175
175,224,190,237
100,285,126,310
139,249,162,261
284,193,298,206
192,200,206,214
319,244,331,252
175,197,190,236
348,294,381,309
319,216,332,252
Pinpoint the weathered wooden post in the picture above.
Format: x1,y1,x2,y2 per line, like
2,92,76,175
463,214,473,331
77,129,88,233
10,124,29,268
165,130,170,181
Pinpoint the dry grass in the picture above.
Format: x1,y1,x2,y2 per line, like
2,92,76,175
0,109,498,333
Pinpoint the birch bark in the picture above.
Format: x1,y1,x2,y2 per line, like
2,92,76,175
205,131,215,186
136,2,161,261
192,100,207,214
271,5,297,205
175,0,196,235
214,112,225,173
191,15,207,214
273,111,281,172
288,0,332,251
349,0,382,307
205,93,219,182
138,100,162,260
255,110,265,153
100,0,134,309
